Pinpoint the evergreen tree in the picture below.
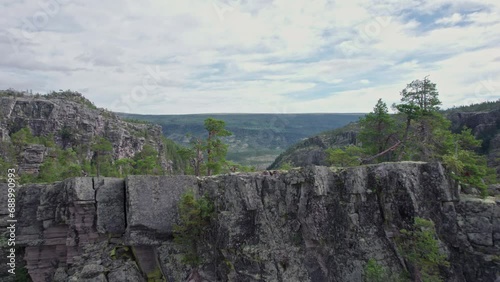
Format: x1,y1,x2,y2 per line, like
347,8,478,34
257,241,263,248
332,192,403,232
399,76,441,114
132,144,162,175
173,190,214,267
204,118,232,176
180,118,232,176
393,76,442,161
358,99,396,161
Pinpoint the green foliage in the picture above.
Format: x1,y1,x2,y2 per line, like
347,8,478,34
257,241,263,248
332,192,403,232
340,78,497,193
118,112,362,169
91,136,114,177
205,118,232,176
15,265,31,282
398,76,441,114
0,141,16,180
439,127,496,197
442,150,494,197
181,118,233,176
445,99,500,113
0,88,27,98
396,217,449,282
123,118,151,125
279,161,294,170
173,190,214,267
364,259,387,282
163,137,189,173
46,90,97,109
132,145,162,175
326,145,364,167
10,128,34,153
358,99,396,159
59,126,74,148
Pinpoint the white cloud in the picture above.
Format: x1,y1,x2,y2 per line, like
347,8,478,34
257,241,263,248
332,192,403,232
0,0,499,114
435,13,463,25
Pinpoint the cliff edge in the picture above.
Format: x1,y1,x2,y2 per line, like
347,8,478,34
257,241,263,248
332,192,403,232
1,162,498,281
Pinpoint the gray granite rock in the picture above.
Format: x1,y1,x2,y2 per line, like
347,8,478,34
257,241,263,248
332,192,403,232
95,177,126,234
12,163,500,282
125,175,197,245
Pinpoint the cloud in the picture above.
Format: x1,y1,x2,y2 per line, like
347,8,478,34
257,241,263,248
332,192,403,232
0,0,498,114
435,13,463,25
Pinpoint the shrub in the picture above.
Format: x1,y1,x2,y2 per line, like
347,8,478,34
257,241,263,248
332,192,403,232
364,258,386,282
396,217,449,282
173,190,214,267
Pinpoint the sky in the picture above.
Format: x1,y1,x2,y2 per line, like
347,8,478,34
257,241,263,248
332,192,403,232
1,0,499,114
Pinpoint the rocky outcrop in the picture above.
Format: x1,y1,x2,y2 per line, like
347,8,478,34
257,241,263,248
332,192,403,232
269,108,500,173
448,109,500,177
4,163,500,282
0,94,169,174
268,125,358,169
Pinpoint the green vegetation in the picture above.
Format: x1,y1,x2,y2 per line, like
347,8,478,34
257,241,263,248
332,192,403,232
122,118,152,125
45,90,98,109
445,99,500,113
0,89,98,110
364,258,387,282
396,217,449,282
0,126,177,183
326,145,364,167
204,118,232,176
173,190,214,267
179,118,234,176
118,113,362,168
323,77,496,196
15,266,31,282
268,122,360,169
358,99,396,161
279,161,294,170
91,137,114,177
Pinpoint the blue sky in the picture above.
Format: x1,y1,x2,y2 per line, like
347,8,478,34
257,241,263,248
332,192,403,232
0,0,499,114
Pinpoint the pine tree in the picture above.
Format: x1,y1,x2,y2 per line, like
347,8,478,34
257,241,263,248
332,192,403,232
204,118,232,176
358,99,396,161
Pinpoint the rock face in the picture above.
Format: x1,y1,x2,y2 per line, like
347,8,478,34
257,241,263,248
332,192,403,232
4,163,500,282
268,125,358,169
448,109,500,177
0,94,169,173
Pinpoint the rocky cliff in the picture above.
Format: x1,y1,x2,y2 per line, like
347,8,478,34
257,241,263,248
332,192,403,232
1,162,499,282
269,108,500,176
448,109,500,177
0,91,171,174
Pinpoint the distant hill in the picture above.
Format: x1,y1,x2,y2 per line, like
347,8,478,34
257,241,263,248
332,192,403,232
117,113,363,168
444,99,500,114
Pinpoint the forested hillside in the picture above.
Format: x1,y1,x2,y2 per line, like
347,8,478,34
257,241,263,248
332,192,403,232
118,113,362,168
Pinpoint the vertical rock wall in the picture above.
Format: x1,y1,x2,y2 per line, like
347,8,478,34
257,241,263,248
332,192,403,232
2,163,499,281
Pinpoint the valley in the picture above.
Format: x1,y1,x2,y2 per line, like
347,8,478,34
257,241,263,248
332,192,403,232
118,113,363,168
